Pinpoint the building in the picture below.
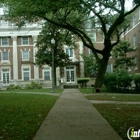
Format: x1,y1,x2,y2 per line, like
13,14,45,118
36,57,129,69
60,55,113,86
0,4,139,88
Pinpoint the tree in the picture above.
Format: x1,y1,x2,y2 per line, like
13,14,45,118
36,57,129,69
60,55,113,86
35,23,74,87
81,54,98,78
2,0,140,91
112,41,136,71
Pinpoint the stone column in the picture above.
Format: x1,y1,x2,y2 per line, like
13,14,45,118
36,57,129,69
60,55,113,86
32,35,39,80
79,41,85,77
11,36,18,84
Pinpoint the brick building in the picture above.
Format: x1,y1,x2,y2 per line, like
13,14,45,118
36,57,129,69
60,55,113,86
0,4,139,88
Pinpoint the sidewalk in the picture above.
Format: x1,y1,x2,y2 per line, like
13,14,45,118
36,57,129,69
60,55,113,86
33,89,122,140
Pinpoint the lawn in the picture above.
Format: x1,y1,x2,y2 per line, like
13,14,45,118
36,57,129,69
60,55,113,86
1,88,63,93
85,94,140,101
93,104,140,140
0,93,58,140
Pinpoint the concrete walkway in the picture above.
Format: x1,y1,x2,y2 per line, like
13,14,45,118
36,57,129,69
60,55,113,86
33,89,122,140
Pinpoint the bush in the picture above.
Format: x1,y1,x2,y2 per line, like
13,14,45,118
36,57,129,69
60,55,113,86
132,74,140,91
25,81,42,90
103,73,117,91
116,70,132,90
7,84,22,90
77,78,90,88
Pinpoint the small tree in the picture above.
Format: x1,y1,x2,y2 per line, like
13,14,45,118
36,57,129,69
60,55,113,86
112,41,136,72
35,23,75,86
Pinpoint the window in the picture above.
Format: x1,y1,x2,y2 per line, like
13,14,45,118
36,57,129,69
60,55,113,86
134,57,138,69
132,16,136,27
1,37,9,46
22,50,29,60
43,68,51,80
89,49,93,54
133,35,136,48
106,64,113,73
88,33,96,42
23,68,30,81
2,69,9,84
2,51,9,60
22,37,29,45
1,20,8,26
65,48,74,57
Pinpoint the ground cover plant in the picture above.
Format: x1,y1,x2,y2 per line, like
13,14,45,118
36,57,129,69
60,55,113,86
86,94,140,101
93,104,140,140
0,93,58,140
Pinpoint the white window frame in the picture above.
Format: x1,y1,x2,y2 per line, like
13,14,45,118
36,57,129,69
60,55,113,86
132,16,136,27
133,35,136,48
106,63,113,73
43,67,51,80
2,69,10,85
134,57,138,70
22,68,30,81
1,37,9,46
88,32,96,42
89,49,93,54
65,48,74,58
2,51,9,61
21,37,29,45
22,50,29,61
1,20,8,26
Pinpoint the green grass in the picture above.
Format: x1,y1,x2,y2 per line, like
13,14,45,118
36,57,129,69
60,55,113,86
1,88,63,93
93,104,140,140
79,88,94,94
85,94,140,101
0,93,58,140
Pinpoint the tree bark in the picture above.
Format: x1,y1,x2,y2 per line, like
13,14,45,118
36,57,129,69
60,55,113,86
94,56,109,92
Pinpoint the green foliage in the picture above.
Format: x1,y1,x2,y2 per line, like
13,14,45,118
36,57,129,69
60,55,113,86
112,41,135,71
77,78,90,88
116,70,132,89
103,73,117,91
132,74,140,91
103,70,132,91
25,81,42,90
35,23,74,68
81,54,99,77
7,84,22,90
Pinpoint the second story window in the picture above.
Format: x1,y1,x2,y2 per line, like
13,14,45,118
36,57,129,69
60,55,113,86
1,20,8,26
1,37,9,46
22,37,29,45
133,35,136,48
66,48,74,58
22,50,29,60
2,51,9,61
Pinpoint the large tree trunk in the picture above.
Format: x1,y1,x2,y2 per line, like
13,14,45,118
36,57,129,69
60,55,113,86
94,56,109,92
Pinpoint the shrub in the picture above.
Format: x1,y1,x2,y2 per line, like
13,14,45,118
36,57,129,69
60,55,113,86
103,73,117,91
25,81,42,90
132,74,140,91
7,84,15,90
7,84,22,90
116,70,132,90
77,78,90,88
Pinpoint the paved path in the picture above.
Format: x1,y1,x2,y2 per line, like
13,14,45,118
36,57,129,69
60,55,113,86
33,89,122,140
90,100,140,104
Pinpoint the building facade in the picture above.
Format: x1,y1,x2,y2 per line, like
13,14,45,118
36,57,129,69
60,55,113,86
0,5,139,88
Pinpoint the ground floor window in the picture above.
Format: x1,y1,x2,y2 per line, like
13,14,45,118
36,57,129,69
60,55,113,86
23,68,30,81
43,68,51,80
2,69,9,84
